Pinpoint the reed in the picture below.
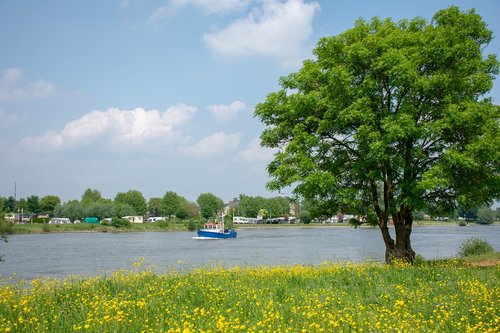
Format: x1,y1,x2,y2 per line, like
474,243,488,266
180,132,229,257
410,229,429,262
0,259,497,332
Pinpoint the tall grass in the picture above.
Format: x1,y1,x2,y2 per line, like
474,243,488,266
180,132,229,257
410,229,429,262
0,259,498,332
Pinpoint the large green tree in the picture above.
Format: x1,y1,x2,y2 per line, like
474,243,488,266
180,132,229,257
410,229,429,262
236,195,290,219
81,188,103,205
256,7,499,262
161,191,183,219
148,197,162,217
54,200,85,221
26,195,41,214
4,197,15,213
114,190,147,216
39,195,61,217
197,193,224,219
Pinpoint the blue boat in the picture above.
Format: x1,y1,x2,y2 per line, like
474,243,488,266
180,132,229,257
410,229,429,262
195,214,237,239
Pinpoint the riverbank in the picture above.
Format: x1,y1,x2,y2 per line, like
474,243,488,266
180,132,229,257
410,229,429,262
0,257,497,332
3,219,486,235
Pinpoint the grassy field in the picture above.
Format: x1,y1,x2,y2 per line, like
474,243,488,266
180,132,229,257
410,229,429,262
0,257,498,332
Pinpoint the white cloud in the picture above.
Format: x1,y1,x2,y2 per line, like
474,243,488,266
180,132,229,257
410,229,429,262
0,108,22,128
237,137,277,162
179,131,242,157
150,0,250,22
16,104,197,152
0,67,56,102
208,100,246,122
203,0,320,66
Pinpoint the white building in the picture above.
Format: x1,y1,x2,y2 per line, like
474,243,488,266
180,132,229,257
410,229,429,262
122,216,144,223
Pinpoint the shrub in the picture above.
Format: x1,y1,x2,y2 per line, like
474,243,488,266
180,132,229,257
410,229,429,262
187,219,197,231
413,253,426,266
457,238,494,257
111,218,131,229
156,220,170,228
0,221,14,236
476,206,495,225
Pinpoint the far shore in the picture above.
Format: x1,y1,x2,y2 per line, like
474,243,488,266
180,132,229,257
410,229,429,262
3,219,496,235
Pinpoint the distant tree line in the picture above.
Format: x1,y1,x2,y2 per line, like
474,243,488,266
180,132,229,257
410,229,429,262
0,189,296,223
0,188,497,224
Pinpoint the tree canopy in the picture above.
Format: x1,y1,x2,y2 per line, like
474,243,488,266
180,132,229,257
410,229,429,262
236,195,291,219
114,190,147,216
39,195,61,217
197,193,224,219
81,188,104,206
255,6,499,261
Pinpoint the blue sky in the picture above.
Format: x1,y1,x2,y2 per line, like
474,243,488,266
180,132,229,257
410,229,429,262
1,0,499,204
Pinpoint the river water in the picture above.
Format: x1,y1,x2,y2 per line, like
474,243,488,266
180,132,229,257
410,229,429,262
0,225,498,281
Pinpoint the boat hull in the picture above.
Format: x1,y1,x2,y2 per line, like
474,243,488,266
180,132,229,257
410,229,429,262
196,229,237,239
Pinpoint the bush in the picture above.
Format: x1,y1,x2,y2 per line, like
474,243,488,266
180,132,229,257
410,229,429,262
0,221,14,236
111,218,131,229
413,253,426,266
457,238,494,257
156,220,170,228
476,206,495,225
187,219,197,231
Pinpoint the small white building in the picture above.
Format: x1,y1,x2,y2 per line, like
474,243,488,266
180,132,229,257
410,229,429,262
122,216,144,223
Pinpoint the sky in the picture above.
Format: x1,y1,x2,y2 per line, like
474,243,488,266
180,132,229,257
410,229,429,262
1,0,499,204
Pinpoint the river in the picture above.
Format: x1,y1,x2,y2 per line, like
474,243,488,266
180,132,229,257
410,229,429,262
0,225,498,281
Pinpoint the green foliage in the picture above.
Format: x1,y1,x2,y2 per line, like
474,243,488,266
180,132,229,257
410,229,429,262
412,253,426,266
457,238,494,257
114,190,147,216
161,191,183,219
476,206,496,225
111,218,132,229
156,220,170,229
32,217,50,223
0,221,13,237
4,196,15,213
26,195,41,214
413,211,425,220
180,200,200,219
197,193,224,219
39,195,61,216
300,210,311,224
255,6,499,259
236,195,290,218
187,219,197,231
148,197,162,217
81,188,104,205
54,200,85,221
85,201,114,220
112,203,136,219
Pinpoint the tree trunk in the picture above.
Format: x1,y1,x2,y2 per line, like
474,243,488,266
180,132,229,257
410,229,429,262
384,206,415,263
371,180,415,263
379,218,396,263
